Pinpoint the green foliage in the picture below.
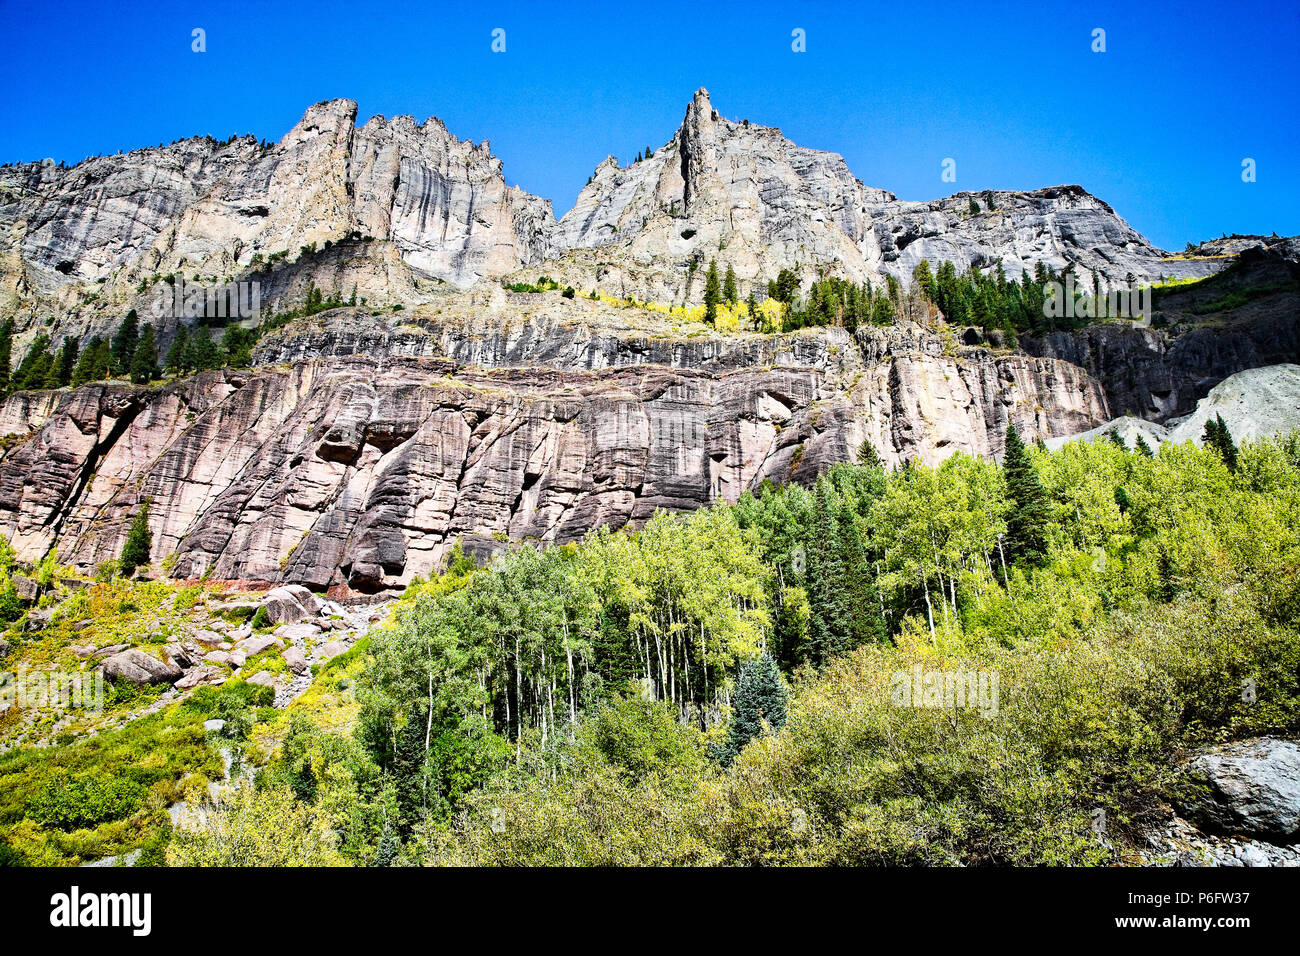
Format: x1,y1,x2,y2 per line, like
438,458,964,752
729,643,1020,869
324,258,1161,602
1203,413,1239,473
1002,424,1050,562
704,259,721,326
119,499,153,578
716,653,787,765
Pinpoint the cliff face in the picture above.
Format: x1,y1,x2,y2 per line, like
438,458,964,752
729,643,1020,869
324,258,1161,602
1,89,1223,353
0,318,1106,592
546,89,1219,303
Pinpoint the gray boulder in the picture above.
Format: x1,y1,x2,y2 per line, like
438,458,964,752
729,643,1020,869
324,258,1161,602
163,643,192,669
240,635,284,657
13,576,40,603
101,648,183,686
282,645,309,675
245,671,280,689
0,637,9,661
277,622,320,644
1184,738,1300,841
260,585,325,625
316,640,348,661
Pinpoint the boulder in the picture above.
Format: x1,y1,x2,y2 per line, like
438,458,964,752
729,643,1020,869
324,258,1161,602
192,629,226,648
27,608,53,629
163,643,192,669
317,640,348,661
229,650,246,669
245,671,279,689
277,622,320,644
0,637,9,661
71,645,96,659
92,643,130,660
203,719,226,733
101,648,183,686
12,576,40,603
177,666,223,690
1183,738,1300,841
202,650,232,667
260,585,325,625
282,645,309,675
240,635,284,657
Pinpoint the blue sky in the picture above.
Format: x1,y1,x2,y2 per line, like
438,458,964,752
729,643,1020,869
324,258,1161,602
2,0,1296,249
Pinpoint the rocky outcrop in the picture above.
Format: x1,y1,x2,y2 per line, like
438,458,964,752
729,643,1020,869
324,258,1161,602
2,89,1229,354
1182,739,1300,842
0,319,1108,593
546,89,1219,304
1044,364,1300,450
100,648,183,686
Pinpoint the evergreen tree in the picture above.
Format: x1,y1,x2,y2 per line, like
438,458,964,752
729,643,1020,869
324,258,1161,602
717,653,788,765
723,264,738,304
71,336,110,386
1135,433,1155,458
56,336,79,387
0,319,12,393
857,439,884,469
11,335,52,391
109,310,140,375
1002,424,1050,561
1203,414,1239,473
119,499,153,578
129,324,159,384
1106,427,1126,449
187,326,219,370
703,259,721,325
165,326,190,373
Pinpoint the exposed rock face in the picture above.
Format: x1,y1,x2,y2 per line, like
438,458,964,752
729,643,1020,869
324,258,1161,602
547,88,1218,303
1023,247,1300,421
0,99,554,348
0,319,1107,593
1046,363,1300,450
1182,739,1300,841
2,89,1224,354
100,648,183,686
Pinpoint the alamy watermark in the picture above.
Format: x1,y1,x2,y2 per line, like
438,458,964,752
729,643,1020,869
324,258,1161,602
149,277,261,321
891,664,999,718
1,667,104,716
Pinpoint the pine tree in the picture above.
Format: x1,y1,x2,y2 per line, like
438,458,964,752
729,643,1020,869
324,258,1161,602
129,324,159,384
0,319,12,393
1106,427,1126,449
704,259,721,325
165,326,190,373
717,653,788,765
857,440,884,469
188,326,218,370
11,335,52,391
119,499,153,578
1135,433,1155,458
723,264,738,304
71,336,110,386
1002,423,1050,561
56,337,79,387
109,310,140,375
1203,414,1239,473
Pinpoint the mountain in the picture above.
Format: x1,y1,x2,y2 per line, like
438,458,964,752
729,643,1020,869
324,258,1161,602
2,90,1225,350
0,91,1296,593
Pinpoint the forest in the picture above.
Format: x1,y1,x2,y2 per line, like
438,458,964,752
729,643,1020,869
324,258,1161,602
152,423,1300,865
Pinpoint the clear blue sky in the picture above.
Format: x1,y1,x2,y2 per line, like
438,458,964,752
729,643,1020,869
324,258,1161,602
2,0,1296,250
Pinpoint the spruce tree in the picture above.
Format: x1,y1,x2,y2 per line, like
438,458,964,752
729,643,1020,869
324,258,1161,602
109,310,140,375
188,326,218,370
165,326,190,373
119,499,153,578
723,264,738,304
1135,433,1155,458
56,337,79,387
718,653,788,765
1106,427,1126,449
703,259,721,325
129,324,159,384
1203,414,1238,473
1002,423,1050,561
857,440,884,469
0,319,12,393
